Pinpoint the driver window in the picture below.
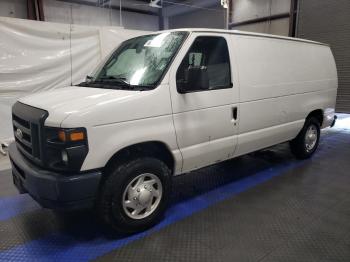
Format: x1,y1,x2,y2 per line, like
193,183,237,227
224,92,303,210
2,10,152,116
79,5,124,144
189,53,203,67
176,36,231,93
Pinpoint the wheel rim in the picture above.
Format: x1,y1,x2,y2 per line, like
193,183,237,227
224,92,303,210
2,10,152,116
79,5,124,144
122,173,163,220
305,124,318,152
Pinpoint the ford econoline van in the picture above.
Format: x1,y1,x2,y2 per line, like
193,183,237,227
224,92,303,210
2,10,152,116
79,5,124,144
9,29,338,233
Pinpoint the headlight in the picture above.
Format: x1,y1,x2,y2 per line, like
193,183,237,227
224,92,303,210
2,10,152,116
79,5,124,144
45,127,89,172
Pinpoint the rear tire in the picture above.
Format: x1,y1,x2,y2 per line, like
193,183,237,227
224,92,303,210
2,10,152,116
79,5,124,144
290,117,320,159
98,157,171,234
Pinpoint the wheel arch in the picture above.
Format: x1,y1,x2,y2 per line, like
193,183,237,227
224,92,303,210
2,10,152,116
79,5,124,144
306,109,323,126
104,141,176,175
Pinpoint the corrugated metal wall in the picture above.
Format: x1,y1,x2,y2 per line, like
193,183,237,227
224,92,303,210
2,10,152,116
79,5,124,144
297,0,350,113
230,0,291,36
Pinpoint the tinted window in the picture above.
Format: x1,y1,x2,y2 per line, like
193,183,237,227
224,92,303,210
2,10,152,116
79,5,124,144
176,36,231,93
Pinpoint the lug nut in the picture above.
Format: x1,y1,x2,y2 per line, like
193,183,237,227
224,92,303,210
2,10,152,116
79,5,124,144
137,188,140,192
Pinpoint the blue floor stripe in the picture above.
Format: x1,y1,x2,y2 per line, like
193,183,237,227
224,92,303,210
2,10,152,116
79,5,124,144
0,160,303,262
0,194,40,221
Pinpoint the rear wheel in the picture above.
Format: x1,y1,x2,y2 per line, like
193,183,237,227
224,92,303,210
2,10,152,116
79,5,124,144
290,117,320,159
98,157,171,234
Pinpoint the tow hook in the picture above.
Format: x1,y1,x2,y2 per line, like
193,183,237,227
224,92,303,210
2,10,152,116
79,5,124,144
330,115,337,128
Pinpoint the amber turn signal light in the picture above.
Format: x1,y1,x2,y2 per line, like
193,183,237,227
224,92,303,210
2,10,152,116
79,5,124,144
58,130,85,142
70,131,85,141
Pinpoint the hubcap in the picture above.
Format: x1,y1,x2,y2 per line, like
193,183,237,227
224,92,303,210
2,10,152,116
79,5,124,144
122,173,163,220
305,124,318,152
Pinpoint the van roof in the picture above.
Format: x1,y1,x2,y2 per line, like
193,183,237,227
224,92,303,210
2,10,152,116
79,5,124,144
159,28,328,47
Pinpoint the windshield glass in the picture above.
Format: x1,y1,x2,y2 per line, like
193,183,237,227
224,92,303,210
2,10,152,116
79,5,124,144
82,31,188,90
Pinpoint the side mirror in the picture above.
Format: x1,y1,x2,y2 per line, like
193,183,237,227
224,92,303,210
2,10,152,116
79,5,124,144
177,66,209,93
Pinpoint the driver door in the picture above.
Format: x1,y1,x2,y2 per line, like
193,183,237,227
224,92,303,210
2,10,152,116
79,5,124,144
169,33,239,173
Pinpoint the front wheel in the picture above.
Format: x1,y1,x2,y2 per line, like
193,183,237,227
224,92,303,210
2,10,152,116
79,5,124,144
98,157,171,234
290,117,320,159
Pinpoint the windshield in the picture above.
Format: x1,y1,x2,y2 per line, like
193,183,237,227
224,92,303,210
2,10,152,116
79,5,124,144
80,31,188,90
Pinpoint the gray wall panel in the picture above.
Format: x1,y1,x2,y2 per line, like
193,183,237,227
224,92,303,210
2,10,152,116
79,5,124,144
232,0,291,23
168,4,225,29
233,18,290,36
297,0,350,112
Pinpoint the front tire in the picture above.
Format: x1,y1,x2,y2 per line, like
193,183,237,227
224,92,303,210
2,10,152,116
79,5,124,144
98,157,171,234
290,117,320,159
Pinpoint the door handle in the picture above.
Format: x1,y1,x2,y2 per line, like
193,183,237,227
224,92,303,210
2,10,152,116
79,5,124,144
232,107,238,120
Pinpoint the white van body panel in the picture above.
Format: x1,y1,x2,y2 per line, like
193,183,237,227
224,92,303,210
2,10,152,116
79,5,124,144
168,32,240,173
231,34,337,157
16,29,338,174
60,84,182,172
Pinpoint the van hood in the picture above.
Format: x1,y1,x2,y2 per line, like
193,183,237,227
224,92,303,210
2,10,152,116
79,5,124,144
19,86,143,126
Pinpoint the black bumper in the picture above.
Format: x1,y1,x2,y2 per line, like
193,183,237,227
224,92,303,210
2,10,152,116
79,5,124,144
9,142,102,210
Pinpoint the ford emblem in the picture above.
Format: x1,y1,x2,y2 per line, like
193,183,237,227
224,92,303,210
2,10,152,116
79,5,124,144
16,128,23,139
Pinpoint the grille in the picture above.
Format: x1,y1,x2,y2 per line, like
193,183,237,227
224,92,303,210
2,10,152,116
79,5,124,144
13,115,38,157
12,102,48,166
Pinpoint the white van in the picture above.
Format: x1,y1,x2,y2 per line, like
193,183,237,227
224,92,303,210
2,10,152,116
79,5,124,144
9,29,337,233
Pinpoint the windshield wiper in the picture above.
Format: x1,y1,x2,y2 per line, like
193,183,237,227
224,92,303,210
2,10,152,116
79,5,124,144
78,76,154,91
95,76,131,86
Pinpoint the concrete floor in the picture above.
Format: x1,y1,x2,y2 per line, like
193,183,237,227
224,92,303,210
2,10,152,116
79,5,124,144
0,114,349,261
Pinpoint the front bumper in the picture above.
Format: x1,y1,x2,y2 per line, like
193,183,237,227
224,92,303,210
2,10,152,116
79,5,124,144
9,142,102,210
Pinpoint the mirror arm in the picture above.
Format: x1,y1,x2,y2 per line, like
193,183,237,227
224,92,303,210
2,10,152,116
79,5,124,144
86,75,93,83
177,84,187,94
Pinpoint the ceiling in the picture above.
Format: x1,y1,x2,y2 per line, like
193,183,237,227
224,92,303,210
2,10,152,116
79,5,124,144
56,0,222,17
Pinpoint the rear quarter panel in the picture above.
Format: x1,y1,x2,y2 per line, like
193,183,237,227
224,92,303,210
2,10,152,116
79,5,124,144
231,34,337,156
